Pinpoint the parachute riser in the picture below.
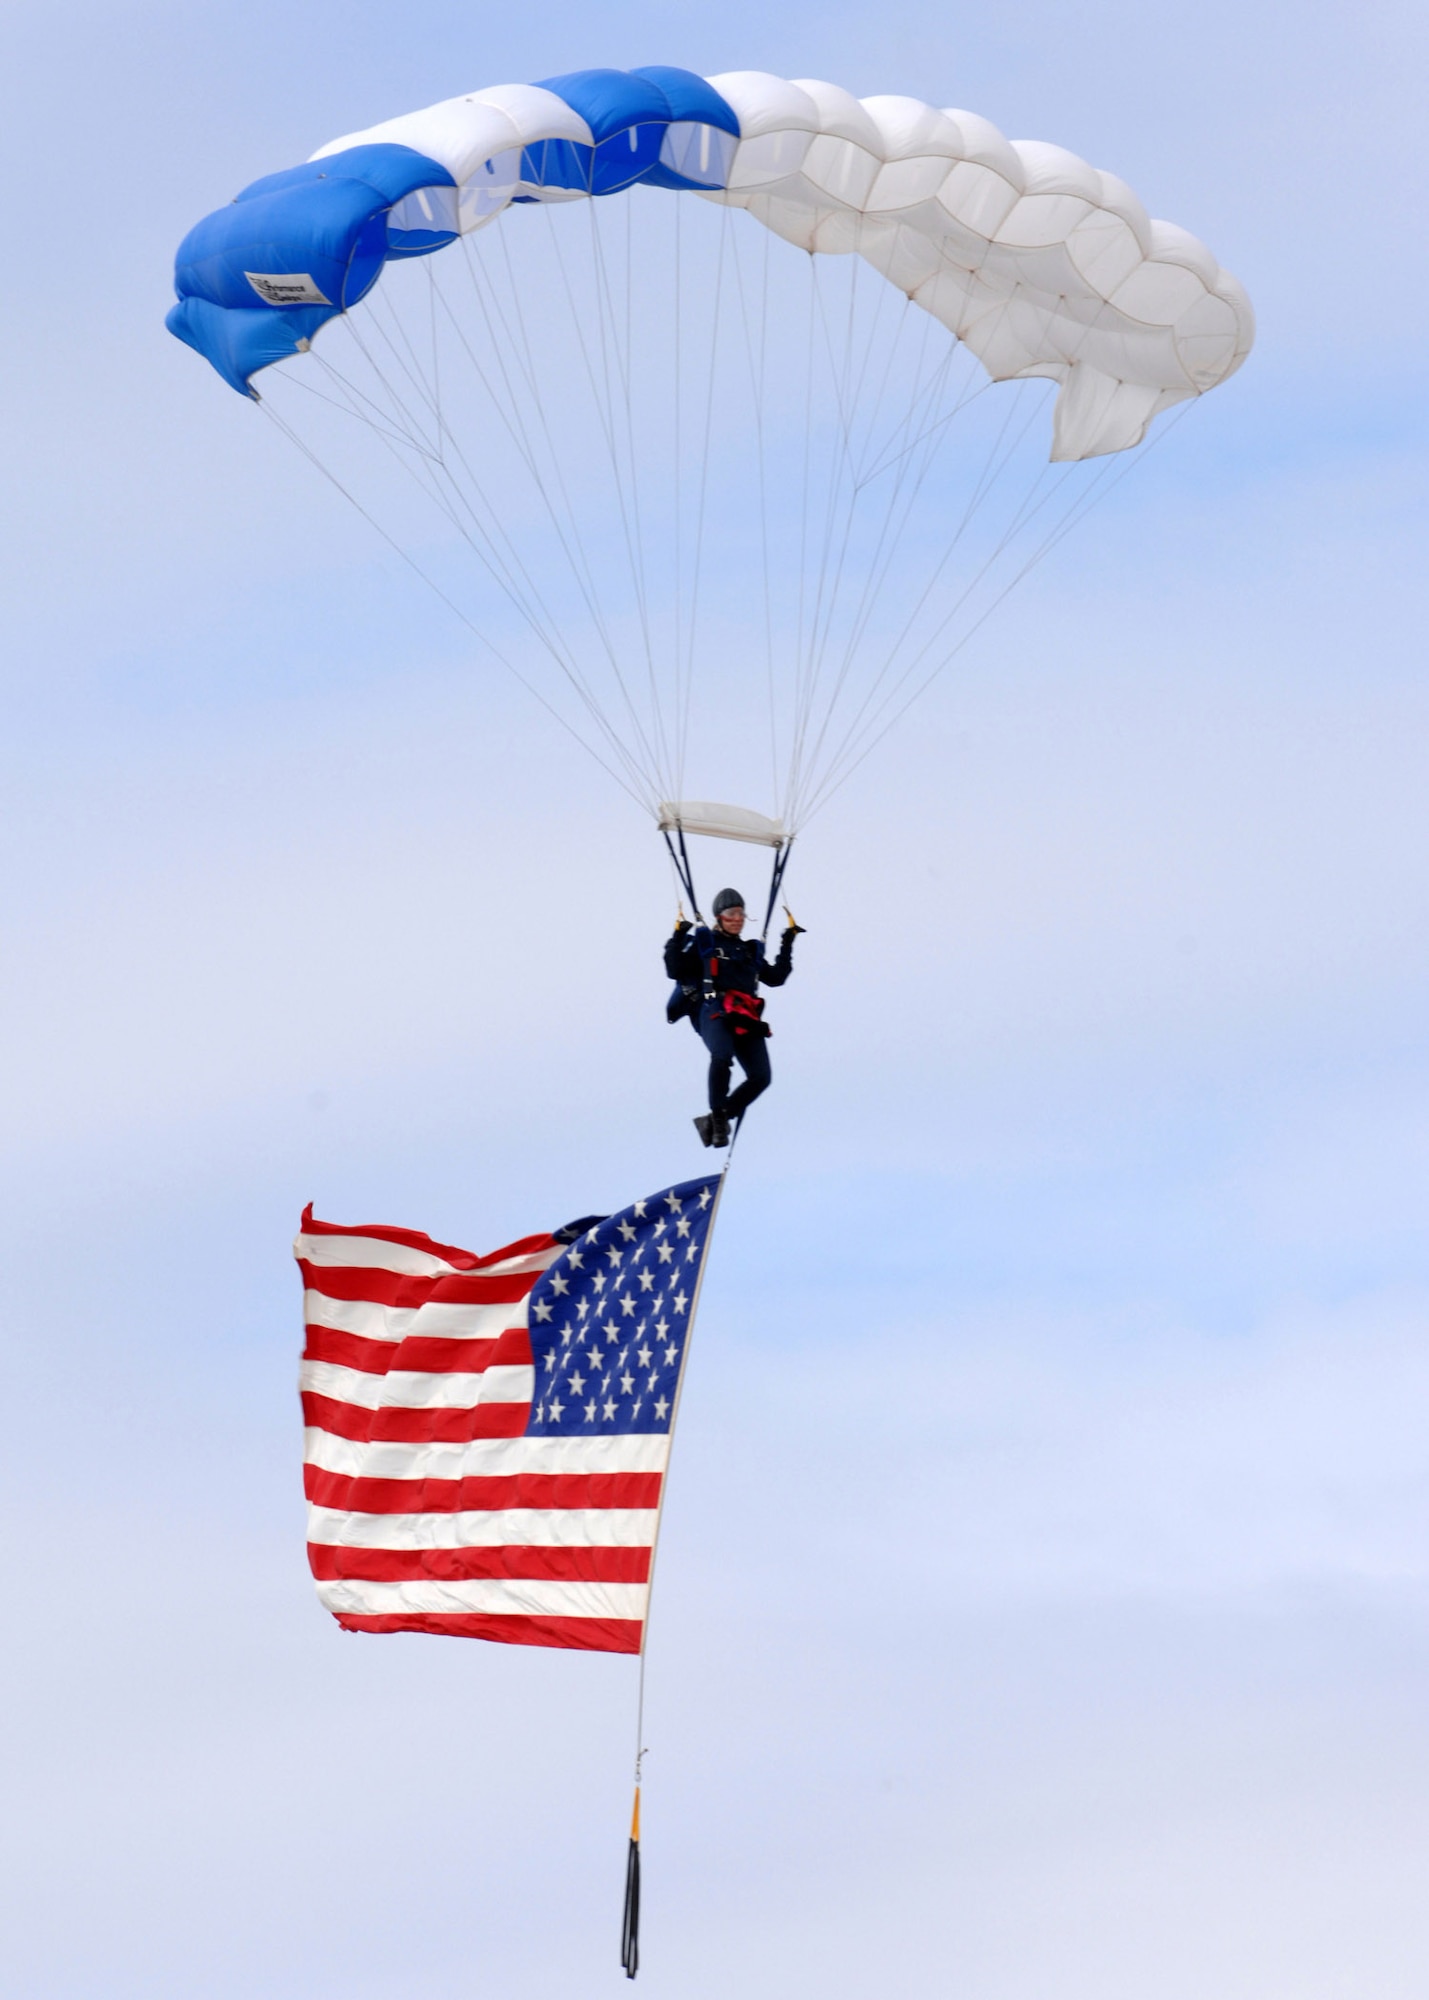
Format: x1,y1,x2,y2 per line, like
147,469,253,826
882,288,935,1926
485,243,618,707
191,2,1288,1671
662,826,703,924
760,840,793,943
664,824,792,941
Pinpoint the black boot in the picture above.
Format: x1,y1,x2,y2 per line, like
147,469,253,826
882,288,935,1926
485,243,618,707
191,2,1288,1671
693,1114,715,1148
710,1110,731,1148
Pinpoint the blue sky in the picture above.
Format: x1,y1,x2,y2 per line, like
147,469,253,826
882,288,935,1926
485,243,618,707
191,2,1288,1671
1,3,1426,1994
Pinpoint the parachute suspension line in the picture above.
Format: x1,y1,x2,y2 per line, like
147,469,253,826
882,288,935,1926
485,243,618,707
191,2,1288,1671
727,216,781,815
255,396,649,809
336,302,588,683
794,371,1050,811
306,324,660,806
793,322,971,812
448,231,649,735
798,385,1062,816
783,237,1045,824
785,252,974,824
787,246,918,819
583,196,672,799
448,221,657,792
791,254,819,826
783,250,965,828
295,295,665,810
674,201,733,806
797,268,1120,813
789,252,865,800
539,204,674,799
671,192,685,804
800,407,1194,825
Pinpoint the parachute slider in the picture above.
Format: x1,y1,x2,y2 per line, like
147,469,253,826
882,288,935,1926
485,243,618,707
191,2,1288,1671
657,801,786,848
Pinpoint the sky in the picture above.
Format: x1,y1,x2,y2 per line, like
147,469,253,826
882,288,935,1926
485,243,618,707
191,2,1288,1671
1,2,1427,1994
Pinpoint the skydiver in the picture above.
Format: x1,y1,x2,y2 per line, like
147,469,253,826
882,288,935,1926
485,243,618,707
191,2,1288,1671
664,888,801,1149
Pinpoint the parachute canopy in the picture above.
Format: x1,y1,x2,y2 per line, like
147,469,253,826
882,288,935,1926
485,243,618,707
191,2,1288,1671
169,67,1253,853
170,65,1252,460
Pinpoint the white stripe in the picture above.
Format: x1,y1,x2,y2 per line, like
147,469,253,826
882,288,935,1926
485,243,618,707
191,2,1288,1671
304,1427,671,1481
296,1233,467,1276
303,1293,530,1343
316,1576,647,1620
306,1505,658,1549
297,1235,560,1279
300,1360,532,1411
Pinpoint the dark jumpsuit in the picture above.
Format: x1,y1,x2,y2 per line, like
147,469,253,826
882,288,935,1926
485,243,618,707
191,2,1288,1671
664,924,796,1119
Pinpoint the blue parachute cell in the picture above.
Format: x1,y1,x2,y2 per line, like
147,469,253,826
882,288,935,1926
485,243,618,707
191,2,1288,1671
166,69,735,394
168,142,458,395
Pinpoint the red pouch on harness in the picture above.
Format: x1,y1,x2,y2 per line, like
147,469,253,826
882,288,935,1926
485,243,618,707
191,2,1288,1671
721,991,769,1037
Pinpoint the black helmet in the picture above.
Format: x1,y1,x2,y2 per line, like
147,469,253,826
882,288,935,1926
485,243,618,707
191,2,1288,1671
712,887,745,917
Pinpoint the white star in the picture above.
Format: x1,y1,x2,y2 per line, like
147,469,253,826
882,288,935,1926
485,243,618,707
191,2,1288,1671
584,1399,597,1422
633,1200,647,1219
549,1273,569,1296
653,1217,667,1236
561,1326,574,1347
606,1323,620,1344
586,1225,600,1243
637,1343,652,1367
673,1291,689,1314
638,1269,655,1292
699,1187,712,1209
544,1352,556,1374
665,1192,683,1212
606,1246,622,1267
593,1272,607,1295
686,1243,699,1263
567,1247,584,1269
603,1397,618,1419
569,1371,585,1393
675,1217,691,1238
620,1293,636,1317
533,1298,553,1322
647,1373,659,1393
620,1371,634,1394
663,1344,677,1366
576,1298,590,1321
654,1395,670,1419
630,1397,643,1419
619,1219,637,1242
655,1316,670,1338
536,1401,546,1422
549,1396,564,1421
656,1242,674,1264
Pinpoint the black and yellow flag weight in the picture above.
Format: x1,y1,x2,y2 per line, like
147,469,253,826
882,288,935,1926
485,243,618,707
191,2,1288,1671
621,1787,641,1977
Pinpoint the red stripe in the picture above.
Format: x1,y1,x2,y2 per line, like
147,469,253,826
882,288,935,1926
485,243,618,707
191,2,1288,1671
303,1326,511,1376
331,1610,642,1653
307,1543,651,1585
299,1261,538,1309
304,1465,662,1515
301,1393,528,1444
300,1205,556,1271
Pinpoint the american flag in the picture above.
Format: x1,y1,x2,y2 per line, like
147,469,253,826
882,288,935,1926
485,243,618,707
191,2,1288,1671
296,1173,723,1654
